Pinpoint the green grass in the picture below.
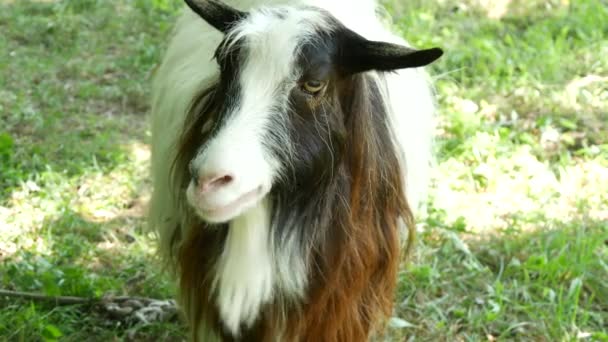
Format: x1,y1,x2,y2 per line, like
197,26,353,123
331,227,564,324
1,0,607,340
0,0,184,340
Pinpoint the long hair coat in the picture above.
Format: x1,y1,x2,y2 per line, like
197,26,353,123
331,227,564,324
149,1,441,340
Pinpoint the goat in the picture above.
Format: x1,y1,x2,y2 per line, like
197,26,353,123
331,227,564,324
149,0,442,340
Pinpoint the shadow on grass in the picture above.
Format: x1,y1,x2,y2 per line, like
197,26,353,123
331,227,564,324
0,0,181,203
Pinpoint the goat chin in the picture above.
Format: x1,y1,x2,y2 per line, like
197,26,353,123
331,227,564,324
149,1,437,341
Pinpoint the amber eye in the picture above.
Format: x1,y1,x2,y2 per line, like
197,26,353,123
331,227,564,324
302,80,326,94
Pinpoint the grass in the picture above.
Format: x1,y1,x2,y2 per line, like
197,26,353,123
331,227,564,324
0,0,606,341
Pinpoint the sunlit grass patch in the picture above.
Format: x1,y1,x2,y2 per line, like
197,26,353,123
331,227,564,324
387,0,608,152
431,146,608,230
383,0,608,340
381,0,608,232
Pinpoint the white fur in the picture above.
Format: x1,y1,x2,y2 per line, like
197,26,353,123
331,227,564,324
213,198,274,333
149,0,436,338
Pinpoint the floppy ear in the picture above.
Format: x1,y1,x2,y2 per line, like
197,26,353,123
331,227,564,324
339,31,443,74
184,0,246,33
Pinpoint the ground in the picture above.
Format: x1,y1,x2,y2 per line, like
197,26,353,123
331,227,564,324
0,0,606,341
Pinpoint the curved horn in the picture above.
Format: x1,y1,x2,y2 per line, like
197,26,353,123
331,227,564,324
339,30,443,74
184,0,246,33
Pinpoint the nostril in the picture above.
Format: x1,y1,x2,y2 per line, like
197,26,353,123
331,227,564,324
213,175,234,187
199,174,234,193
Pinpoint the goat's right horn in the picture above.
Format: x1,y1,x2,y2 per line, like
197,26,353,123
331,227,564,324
184,0,247,33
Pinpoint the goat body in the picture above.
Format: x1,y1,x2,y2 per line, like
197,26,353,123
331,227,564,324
149,0,441,340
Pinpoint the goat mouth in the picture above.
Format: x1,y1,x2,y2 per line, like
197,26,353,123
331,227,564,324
198,186,265,223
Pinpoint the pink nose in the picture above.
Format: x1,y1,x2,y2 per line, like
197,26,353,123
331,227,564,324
197,173,234,193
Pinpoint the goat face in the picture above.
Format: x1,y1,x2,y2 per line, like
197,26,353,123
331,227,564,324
181,0,442,224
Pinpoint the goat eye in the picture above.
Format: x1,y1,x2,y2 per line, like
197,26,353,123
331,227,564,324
302,80,326,95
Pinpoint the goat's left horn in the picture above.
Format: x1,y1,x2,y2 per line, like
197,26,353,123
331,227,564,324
184,0,246,33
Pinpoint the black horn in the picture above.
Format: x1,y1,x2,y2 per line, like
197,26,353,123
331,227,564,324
184,0,246,33
339,29,443,74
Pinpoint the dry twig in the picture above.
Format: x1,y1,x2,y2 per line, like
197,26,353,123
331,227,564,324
0,289,178,325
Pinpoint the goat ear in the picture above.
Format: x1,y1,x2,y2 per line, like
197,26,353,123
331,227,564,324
340,32,443,74
184,0,246,33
